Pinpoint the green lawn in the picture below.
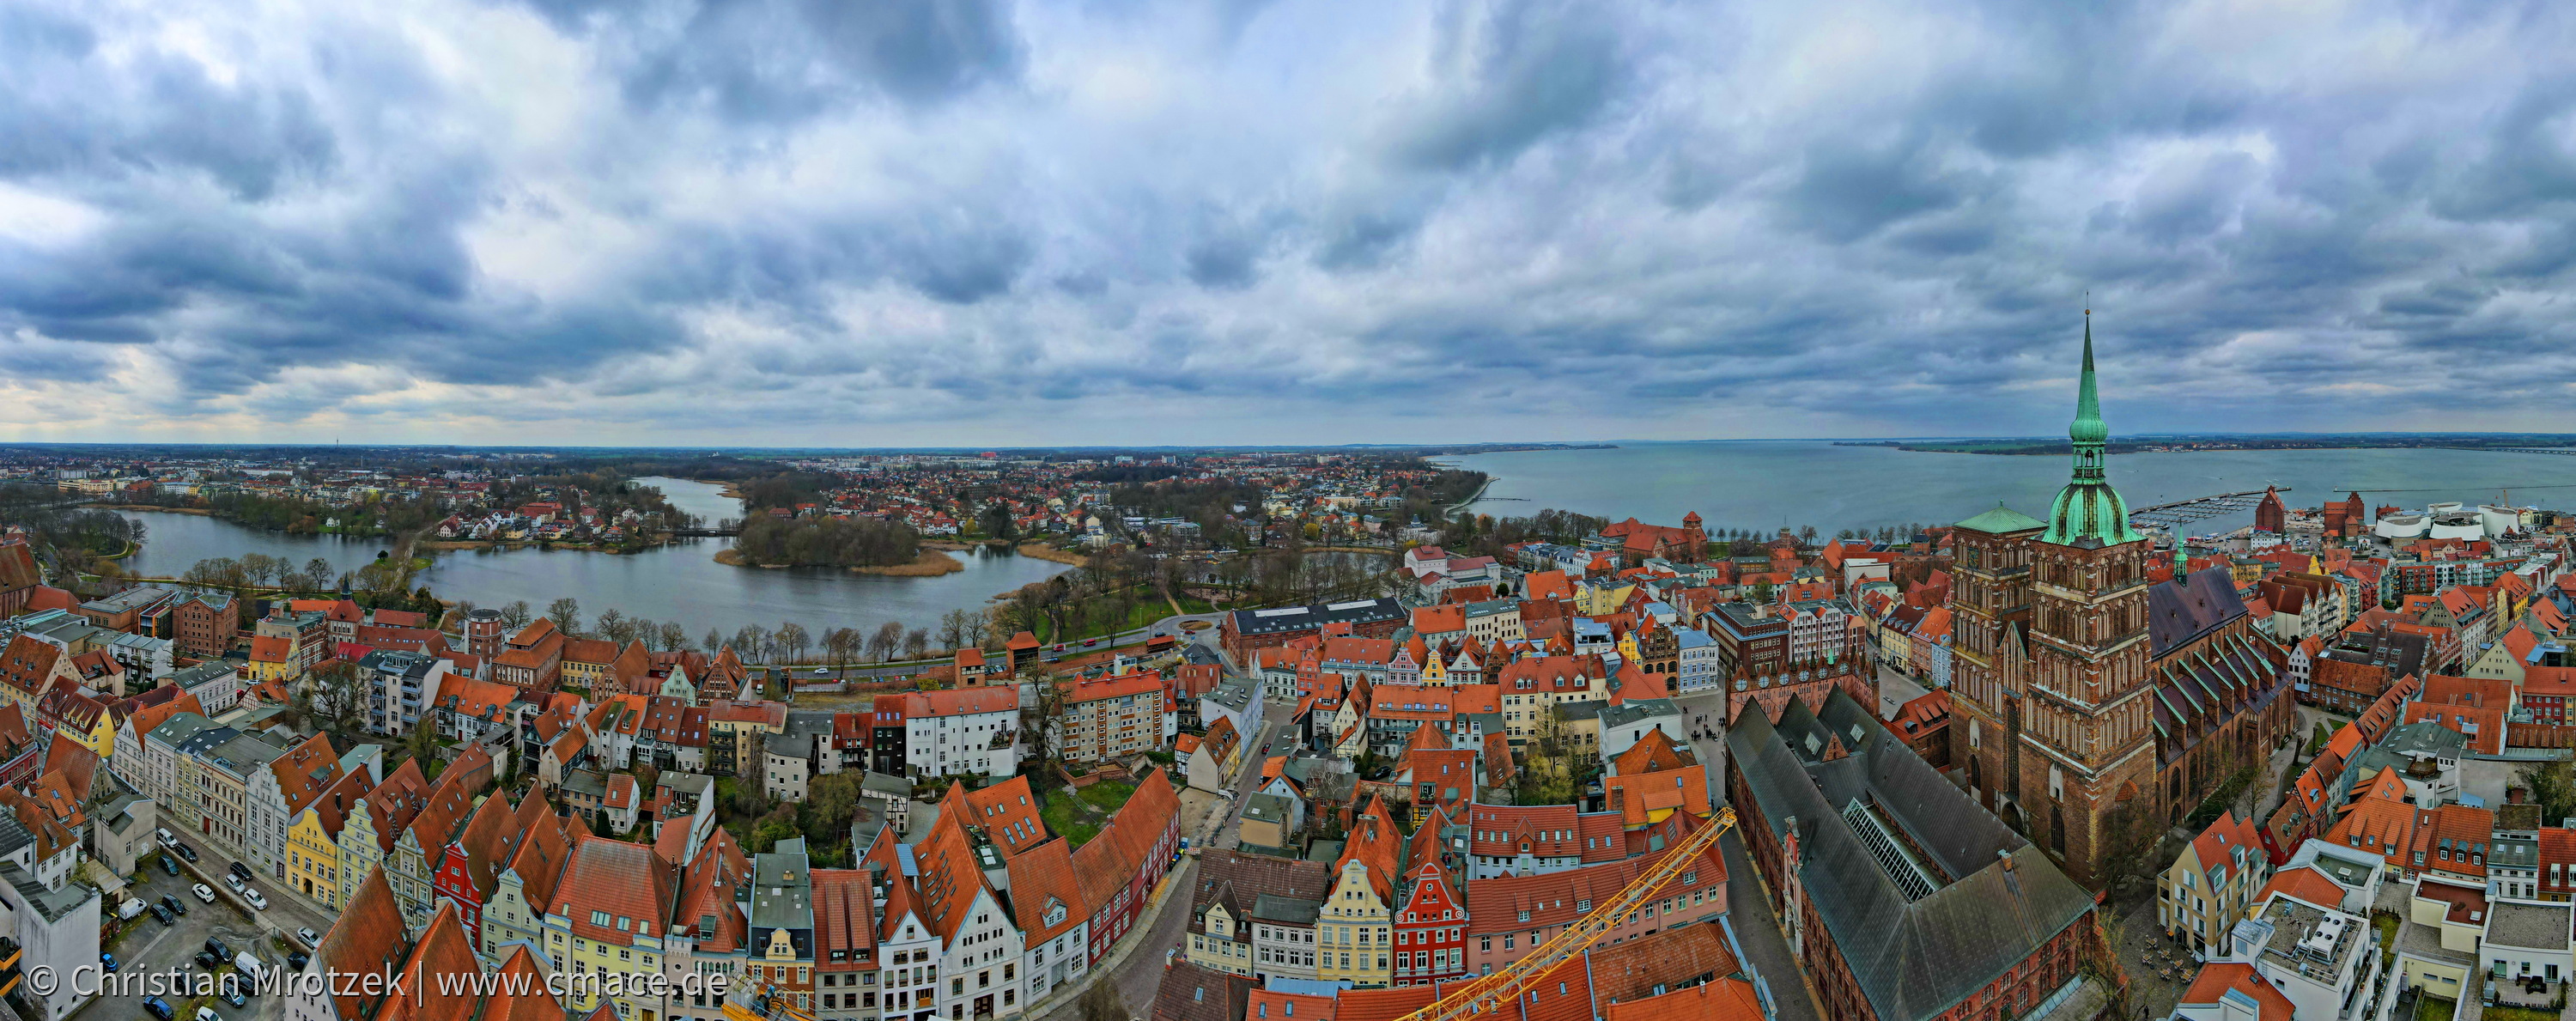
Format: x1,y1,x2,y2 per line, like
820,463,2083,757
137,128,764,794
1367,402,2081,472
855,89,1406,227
2415,996,2459,1021
1078,781,1136,811
1041,791,1103,848
2483,1007,2555,1021
1038,598,1170,644
1040,781,1138,848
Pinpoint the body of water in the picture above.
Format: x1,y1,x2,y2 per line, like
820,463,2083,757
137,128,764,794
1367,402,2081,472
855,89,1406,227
113,477,1072,638
1450,442,2576,538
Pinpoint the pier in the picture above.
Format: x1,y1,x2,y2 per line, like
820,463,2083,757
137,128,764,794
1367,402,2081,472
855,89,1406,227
2127,489,2288,531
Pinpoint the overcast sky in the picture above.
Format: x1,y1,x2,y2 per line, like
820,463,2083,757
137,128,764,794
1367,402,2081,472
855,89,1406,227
2,0,2573,446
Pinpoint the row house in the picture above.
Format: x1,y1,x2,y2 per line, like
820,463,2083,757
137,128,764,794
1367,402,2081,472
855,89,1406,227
388,746,497,927
283,756,376,912
245,732,355,883
1491,656,1610,748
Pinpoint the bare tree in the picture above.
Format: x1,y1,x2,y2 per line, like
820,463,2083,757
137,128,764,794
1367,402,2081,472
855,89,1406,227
595,609,629,643
734,624,769,662
659,622,687,652
937,610,969,653
546,597,582,635
703,629,724,656
825,628,860,673
778,622,811,663
868,621,904,662
501,600,533,630
903,628,930,659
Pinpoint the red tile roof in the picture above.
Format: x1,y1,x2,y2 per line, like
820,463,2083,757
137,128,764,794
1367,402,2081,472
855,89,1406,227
553,835,679,946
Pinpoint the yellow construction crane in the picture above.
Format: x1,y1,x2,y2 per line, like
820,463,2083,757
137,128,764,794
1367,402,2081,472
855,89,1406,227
1394,806,1739,1021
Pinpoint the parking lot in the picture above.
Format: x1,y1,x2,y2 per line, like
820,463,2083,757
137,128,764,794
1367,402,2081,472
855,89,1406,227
95,847,301,1021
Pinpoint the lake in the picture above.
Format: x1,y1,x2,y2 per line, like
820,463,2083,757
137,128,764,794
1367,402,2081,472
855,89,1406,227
113,477,1072,638
1448,442,2576,538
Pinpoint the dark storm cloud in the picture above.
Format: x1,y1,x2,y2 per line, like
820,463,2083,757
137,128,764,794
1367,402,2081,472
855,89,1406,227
3,0,2576,441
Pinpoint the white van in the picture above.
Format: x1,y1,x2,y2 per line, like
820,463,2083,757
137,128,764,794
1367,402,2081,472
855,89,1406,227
233,953,265,983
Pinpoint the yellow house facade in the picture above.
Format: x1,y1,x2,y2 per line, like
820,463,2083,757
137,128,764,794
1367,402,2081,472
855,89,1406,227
1314,860,1390,988
288,808,343,909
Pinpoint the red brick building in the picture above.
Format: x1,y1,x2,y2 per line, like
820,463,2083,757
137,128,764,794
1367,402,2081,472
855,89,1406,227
1730,689,2106,1021
168,592,239,658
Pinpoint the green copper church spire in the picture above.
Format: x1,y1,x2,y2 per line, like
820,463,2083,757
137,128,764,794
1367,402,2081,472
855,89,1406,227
2041,307,2144,548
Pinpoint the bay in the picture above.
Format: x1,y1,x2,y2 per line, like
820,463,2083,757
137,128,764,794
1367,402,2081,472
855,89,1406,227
112,477,1071,638
1449,441,2576,538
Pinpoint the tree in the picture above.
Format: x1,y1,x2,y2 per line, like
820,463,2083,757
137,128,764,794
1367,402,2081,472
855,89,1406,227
937,610,969,653
869,621,904,662
703,629,724,656
304,558,335,589
659,622,687,652
1019,673,1068,775
2524,760,2576,826
2097,802,2166,900
295,660,370,737
903,628,930,659
547,597,583,635
501,600,533,630
405,711,442,766
806,772,862,836
1078,980,1124,1021
778,622,811,663
824,628,861,673
596,609,629,644
735,624,769,662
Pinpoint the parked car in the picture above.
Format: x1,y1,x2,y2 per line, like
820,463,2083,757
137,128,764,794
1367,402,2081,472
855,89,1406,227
228,862,252,883
161,895,187,917
295,927,318,946
222,874,244,893
204,938,229,959
173,842,197,863
191,884,215,903
158,854,179,876
197,1007,220,1021
149,903,173,926
242,888,267,910
100,952,118,972
218,977,246,1008
155,829,178,848
192,951,222,971
143,997,173,1021
286,951,309,971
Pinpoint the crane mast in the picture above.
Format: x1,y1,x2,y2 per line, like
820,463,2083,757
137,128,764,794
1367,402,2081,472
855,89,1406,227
1392,806,1739,1021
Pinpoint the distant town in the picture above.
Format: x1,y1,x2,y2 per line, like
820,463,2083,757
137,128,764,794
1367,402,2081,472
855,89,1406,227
0,347,2571,1021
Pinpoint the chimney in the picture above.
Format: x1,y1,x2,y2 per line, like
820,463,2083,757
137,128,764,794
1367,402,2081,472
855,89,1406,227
1998,848,2015,872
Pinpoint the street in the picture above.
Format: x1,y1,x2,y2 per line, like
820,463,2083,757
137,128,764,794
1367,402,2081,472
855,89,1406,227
1674,690,1829,1021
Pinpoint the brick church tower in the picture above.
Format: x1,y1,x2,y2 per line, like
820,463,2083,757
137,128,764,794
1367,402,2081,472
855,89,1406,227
1950,312,2157,888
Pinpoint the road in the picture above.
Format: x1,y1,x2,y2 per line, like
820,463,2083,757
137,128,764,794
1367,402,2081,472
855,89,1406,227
1673,690,1828,1021
1035,714,1276,1021
754,614,1226,685
1031,858,1200,1021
